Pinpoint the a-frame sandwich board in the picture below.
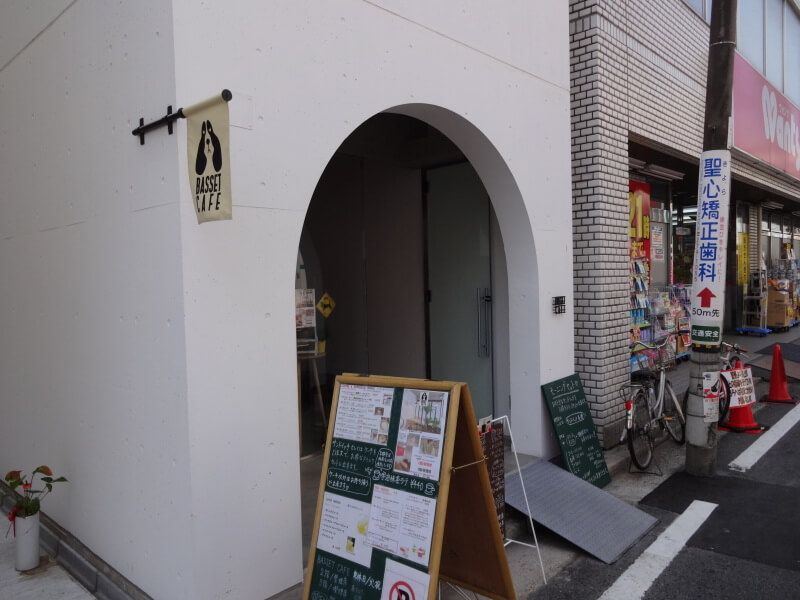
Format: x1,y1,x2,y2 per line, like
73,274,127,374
303,374,515,600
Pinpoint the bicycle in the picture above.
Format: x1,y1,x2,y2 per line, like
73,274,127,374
621,331,688,470
719,341,749,421
682,340,749,425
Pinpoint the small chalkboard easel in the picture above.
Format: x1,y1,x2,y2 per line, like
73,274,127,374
303,374,515,600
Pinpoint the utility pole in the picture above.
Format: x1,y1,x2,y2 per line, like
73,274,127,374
686,0,737,476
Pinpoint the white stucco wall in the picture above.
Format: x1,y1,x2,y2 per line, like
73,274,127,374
0,2,192,599
173,1,573,598
1,2,573,599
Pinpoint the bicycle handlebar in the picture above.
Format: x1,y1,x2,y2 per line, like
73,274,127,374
721,341,748,353
631,337,748,353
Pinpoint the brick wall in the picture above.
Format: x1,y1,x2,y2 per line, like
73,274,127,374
571,0,800,447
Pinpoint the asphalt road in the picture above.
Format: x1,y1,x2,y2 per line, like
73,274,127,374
528,399,800,600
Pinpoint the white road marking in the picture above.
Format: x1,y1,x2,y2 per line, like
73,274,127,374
729,402,800,472
598,500,717,600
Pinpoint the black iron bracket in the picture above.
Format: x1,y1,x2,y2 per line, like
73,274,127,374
132,89,232,145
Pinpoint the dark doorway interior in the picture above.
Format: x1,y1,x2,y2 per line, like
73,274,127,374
297,114,501,455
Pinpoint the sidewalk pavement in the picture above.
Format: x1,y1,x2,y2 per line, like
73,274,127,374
0,528,93,600
3,328,799,600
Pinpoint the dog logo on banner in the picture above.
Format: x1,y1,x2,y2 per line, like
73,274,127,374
195,120,222,176
185,92,232,223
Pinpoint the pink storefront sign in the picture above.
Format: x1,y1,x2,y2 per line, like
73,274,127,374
733,52,800,181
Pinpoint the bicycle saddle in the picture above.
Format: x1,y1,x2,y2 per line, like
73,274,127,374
631,369,656,381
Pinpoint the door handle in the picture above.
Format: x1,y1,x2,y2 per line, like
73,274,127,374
476,288,482,357
476,287,492,358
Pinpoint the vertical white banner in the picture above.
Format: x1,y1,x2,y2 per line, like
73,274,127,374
690,150,731,347
185,92,232,223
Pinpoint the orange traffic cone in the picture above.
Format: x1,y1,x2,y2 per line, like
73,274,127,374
719,401,765,433
762,344,799,405
718,360,764,433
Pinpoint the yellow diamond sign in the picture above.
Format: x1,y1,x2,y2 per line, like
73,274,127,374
316,292,336,318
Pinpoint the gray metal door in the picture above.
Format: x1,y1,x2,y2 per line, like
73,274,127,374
426,162,494,420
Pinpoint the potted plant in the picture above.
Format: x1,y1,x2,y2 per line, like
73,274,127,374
4,466,67,571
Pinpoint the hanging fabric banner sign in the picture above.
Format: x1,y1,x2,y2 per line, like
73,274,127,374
185,93,232,223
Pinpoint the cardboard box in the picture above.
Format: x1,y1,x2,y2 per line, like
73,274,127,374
767,303,793,327
768,289,791,305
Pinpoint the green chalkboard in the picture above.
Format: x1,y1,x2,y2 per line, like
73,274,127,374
542,374,611,488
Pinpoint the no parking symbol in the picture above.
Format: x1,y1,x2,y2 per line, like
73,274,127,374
381,559,428,600
389,581,415,600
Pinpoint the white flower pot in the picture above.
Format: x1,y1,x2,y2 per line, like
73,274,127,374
14,512,41,571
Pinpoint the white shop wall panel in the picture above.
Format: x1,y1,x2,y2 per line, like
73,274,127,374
0,1,73,69
0,2,193,599
0,1,573,598
171,1,572,598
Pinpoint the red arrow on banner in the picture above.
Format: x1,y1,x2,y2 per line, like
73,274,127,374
697,287,716,308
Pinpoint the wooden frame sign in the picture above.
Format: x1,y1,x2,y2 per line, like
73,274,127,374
303,375,515,600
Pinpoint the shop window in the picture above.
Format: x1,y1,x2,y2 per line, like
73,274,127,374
738,0,800,103
771,213,782,235
787,6,800,106
766,0,784,87
684,0,712,22
739,0,765,71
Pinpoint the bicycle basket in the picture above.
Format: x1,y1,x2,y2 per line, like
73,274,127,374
631,350,655,372
656,343,676,369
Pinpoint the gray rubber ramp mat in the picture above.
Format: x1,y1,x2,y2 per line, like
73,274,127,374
505,460,657,564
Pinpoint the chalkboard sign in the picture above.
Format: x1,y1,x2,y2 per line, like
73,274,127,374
304,375,515,600
542,374,610,488
479,421,505,537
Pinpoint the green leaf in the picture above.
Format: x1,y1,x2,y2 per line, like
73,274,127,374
33,466,53,476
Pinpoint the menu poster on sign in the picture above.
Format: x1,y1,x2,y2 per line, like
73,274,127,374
317,493,373,567
393,389,447,480
332,385,395,446
307,383,450,600
367,484,436,566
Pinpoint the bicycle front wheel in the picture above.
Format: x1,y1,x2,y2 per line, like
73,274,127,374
627,389,654,469
663,380,686,444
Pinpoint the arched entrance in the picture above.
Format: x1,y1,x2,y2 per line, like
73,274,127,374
295,106,542,565
297,113,510,451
